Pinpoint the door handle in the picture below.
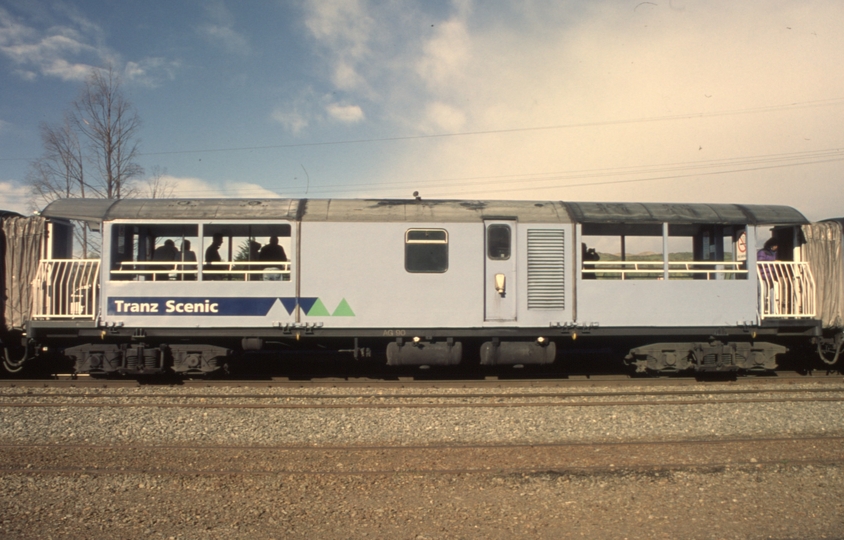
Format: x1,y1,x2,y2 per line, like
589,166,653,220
495,273,506,295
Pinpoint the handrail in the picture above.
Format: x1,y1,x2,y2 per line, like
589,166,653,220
111,260,291,280
31,259,100,320
756,261,816,319
111,261,198,276
583,260,747,279
589,261,744,267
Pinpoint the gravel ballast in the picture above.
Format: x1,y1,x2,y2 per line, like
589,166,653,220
1,381,843,538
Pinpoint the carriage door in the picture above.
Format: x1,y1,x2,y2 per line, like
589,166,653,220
485,220,517,322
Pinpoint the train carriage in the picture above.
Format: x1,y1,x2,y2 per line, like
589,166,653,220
6,197,841,376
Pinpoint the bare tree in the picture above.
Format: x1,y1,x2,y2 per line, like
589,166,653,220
26,115,96,257
27,65,147,257
141,166,178,199
27,115,85,204
72,66,144,199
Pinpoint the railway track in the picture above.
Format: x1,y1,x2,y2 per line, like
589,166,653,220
0,371,841,409
2,371,842,539
0,369,841,389
1,435,842,477
1,390,844,410
3,373,841,476
0,372,844,400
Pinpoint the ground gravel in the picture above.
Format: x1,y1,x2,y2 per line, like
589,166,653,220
0,383,843,446
0,381,843,538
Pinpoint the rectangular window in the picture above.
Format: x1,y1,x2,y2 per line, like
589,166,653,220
581,223,663,280
202,224,292,281
109,223,293,282
580,222,747,281
487,224,511,260
667,224,745,280
109,224,199,281
405,229,448,273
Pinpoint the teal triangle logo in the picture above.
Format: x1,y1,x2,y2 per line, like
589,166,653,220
307,298,331,316
332,298,355,316
297,297,318,314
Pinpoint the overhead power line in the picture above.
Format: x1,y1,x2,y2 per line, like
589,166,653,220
166,146,844,198
138,97,844,157
2,97,842,162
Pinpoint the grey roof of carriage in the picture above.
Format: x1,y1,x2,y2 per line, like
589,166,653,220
39,198,808,225
562,202,808,225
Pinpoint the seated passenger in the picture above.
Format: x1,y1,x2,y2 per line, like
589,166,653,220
152,239,179,281
757,238,778,262
259,236,288,281
757,237,779,285
757,237,780,314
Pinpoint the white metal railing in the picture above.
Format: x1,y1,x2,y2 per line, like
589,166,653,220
757,261,816,319
583,260,747,280
111,260,291,281
32,259,100,320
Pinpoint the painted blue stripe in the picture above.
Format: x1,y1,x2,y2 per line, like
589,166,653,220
107,297,277,316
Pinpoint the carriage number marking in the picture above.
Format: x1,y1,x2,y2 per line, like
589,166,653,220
382,329,407,336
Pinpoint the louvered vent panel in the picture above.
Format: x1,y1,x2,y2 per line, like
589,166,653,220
527,229,565,309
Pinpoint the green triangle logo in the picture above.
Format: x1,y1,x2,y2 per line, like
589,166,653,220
306,298,331,316
332,298,355,317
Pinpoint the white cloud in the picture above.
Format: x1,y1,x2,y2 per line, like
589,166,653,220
303,0,374,92
0,180,36,214
197,1,250,56
124,58,180,88
332,61,365,91
326,103,364,123
168,176,282,199
415,17,471,92
40,57,95,81
297,0,844,218
0,6,178,85
14,69,37,80
271,107,309,134
423,101,465,132
199,24,250,55
304,0,372,56
0,8,101,81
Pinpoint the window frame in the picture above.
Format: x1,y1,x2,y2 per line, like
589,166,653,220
486,224,512,260
107,220,294,282
405,228,449,273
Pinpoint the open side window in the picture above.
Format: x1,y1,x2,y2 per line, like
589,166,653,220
580,223,663,280
109,223,292,282
110,224,199,281
201,224,292,281
666,224,746,280
580,223,747,280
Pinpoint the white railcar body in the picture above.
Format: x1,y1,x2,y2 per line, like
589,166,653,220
22,197,829,375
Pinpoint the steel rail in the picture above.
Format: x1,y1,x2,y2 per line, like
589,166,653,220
3,459,842,478
2,396,843,409
1,371,841,390
1,435,842,476
2,434,842,451
2,386,844,401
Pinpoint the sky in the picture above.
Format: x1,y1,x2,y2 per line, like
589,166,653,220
0,0,843,220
